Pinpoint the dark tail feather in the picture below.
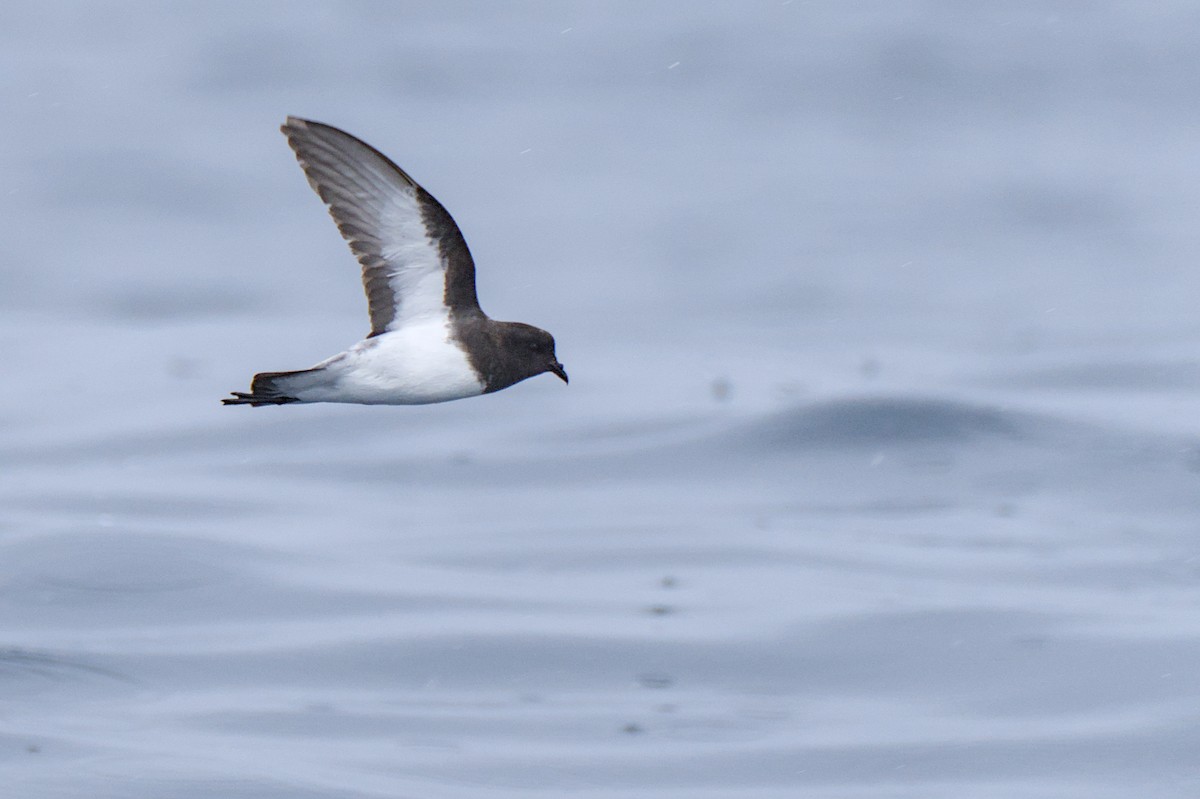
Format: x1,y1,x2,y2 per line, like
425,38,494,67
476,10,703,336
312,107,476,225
221,369,314,407
221,391,299,407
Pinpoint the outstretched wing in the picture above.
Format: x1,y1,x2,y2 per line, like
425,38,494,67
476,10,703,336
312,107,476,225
280,117,481,336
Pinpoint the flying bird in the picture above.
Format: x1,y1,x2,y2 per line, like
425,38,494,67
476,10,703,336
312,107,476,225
224,117,567,407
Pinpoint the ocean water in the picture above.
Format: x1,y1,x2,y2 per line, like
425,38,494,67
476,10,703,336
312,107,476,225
4,2,1200,797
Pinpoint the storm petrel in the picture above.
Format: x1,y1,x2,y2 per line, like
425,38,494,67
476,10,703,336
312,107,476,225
224,117,567,407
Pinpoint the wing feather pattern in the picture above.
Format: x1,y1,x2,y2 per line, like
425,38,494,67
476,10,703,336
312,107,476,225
280,117,481,336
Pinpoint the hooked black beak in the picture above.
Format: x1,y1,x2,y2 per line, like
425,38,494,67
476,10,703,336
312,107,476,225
548,361,568,384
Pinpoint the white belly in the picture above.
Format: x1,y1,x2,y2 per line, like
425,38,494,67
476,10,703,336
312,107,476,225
299,318,484,405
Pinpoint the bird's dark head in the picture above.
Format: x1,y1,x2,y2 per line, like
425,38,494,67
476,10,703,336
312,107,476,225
491,321,567,390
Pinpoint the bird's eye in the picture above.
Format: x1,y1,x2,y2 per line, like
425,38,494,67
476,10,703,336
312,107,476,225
528,342,541,352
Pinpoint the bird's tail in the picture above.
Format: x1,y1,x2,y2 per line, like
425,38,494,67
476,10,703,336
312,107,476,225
222,369,320,407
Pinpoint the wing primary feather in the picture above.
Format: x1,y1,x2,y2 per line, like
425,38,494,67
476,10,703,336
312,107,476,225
280,117,482,335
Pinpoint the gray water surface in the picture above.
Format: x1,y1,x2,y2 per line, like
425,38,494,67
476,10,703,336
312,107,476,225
4,3,1200,797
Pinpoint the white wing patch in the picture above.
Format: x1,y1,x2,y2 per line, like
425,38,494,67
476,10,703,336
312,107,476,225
378,199,448,327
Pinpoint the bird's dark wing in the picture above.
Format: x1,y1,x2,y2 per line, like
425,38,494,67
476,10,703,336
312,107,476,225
280,117,481,336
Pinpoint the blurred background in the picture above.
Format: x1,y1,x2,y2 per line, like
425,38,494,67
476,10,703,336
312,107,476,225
3,2,1200,797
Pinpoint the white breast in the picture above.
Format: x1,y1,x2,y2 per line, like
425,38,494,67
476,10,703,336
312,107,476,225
303,316,484,405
